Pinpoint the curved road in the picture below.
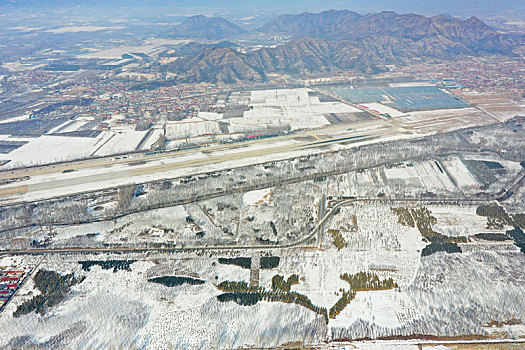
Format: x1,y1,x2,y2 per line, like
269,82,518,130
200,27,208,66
0,191,516,256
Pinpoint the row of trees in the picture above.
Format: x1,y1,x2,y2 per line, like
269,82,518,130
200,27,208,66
217,279,328,323
79,260,136,272
474,204,525,254
217,256,281,270
340,272,398,292
515,214,525,229
392,207,467,244
329,290,356,319
217,280,261,293
506,226,525,253
410,207,439,240
391,207,415,228
476,204,513,229
421,242,462,257
329,272,401,319
219,271,399,324
148,276,205,287
218,257,252,269
476,204,525,230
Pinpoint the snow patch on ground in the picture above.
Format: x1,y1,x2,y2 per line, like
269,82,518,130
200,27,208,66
243,188,273,207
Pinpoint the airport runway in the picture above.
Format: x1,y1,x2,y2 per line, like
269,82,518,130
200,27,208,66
0,119,407,202
0,120,389,180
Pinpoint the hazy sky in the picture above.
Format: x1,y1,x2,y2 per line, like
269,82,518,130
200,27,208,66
2,0,524,17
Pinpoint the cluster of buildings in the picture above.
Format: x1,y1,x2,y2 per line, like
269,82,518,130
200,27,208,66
0,269,26,310
397,57,525,95
1,70,60,87
27,75,232,129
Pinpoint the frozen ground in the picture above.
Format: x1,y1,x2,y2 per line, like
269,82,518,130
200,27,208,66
93,128,148,156
349,159,463,198
1,200,525,348
165,114,223,140
2,129,151,168
163,88,370,141
440,157,479,191
360,103,407,117
430,205,491,236
4,135,100,167
242,188,273,207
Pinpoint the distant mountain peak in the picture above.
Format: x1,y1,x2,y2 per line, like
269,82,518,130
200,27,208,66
258,9,362,37
436,13,456,19
164,15,246,40
465,16,488,26
186,14,207,19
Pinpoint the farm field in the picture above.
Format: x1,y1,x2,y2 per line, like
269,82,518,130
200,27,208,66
1,201,525,348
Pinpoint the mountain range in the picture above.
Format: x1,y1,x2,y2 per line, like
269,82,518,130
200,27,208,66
259,10,516,53
164,10,524,83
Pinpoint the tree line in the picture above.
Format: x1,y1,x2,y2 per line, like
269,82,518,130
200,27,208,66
271,274,299,293
392,206,467,244
217,278,328,323
340,272,398,292
218,271,399,324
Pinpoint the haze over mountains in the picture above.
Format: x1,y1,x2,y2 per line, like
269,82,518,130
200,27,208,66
4,0,525,17
260,10,512,48
165,10,524,83
165,15,247,40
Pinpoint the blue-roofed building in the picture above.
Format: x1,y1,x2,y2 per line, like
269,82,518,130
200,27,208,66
332,85,469,111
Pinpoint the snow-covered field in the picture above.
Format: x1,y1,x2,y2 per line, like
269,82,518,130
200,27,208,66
77,45,162,59
93,128,148,156
164,88,370,140
244,88,362,131
430,205,491,236
165,114,223,140
360,103,407,117
349,160,463,198
1,198,525,348
4,135,100,167
440,157,479,190
242,188,273,207
397,108,491,135
2,127,152,168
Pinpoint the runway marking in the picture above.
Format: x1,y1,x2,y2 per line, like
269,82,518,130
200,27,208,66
0,120,405,200
0,120,390,181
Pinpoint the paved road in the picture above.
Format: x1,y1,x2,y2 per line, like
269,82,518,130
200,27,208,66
0,195,500,256
323,338,525,348
0,120,399,202
0,196,345,255
0,120,389,181
497,170,525,201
